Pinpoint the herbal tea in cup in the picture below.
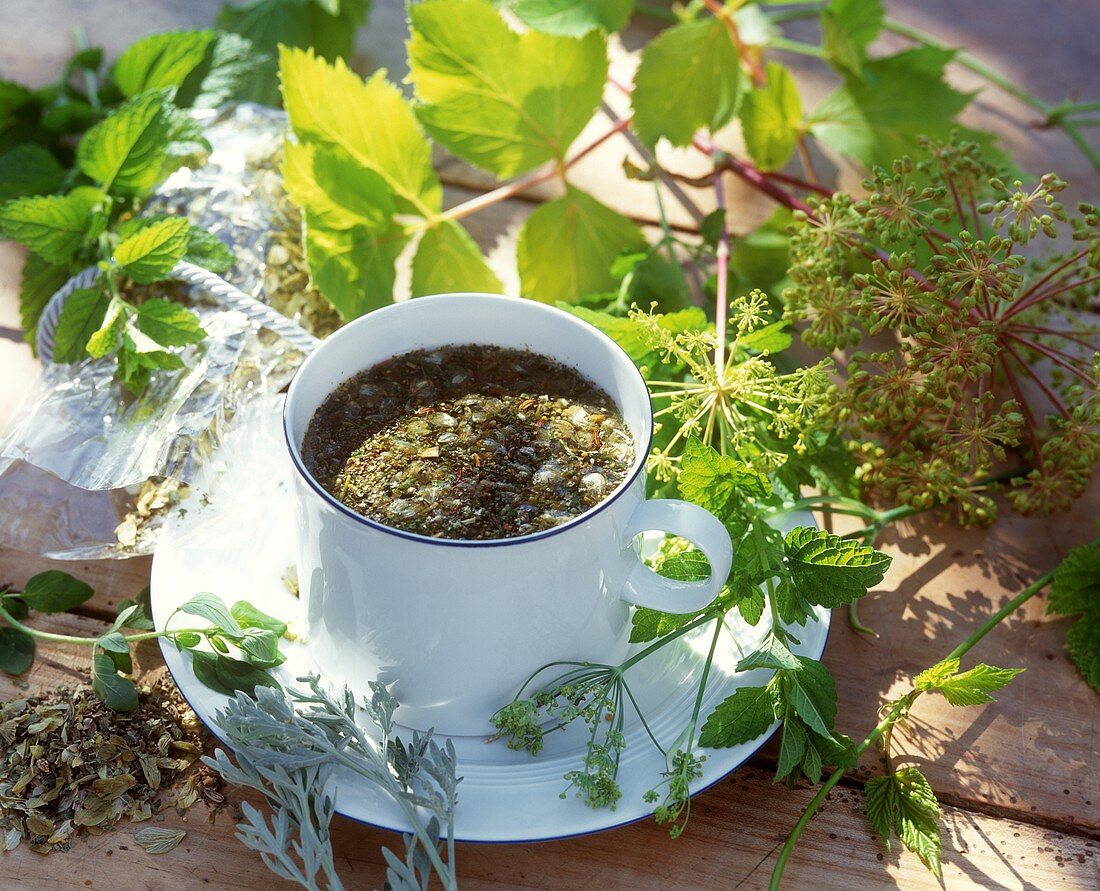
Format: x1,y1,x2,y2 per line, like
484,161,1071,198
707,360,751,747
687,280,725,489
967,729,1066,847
300,345,636,541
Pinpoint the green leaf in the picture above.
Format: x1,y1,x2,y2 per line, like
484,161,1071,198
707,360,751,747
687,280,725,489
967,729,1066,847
91,651,138,712
18,253,69,351
85,297,126,359
408,0,608,178
52,286,110,363
914,657,1024,706
699,685,775,748
864,767,942,877
20,570,94,613
783,656,837,739
0,189,100,265
282,139,395,230
175,592,240,634
517,185,645,303
280,47,440,216
825,0,883,57
736,632,801,672
412,221,503,297
774,713,808,782
821,10,862,76
1065,611,1100,695
0,627,35,675
191,650,277,698
3,596,28,621
234,628,285,669
174,631,201,649
631,17,741,147
77,90,171,196
133,299,205,346
113,217,189,283
96,632,133,675
628,605,697,643
40,99,98,135
0,144,65,202
809,47,977,170
678,436,771,514
561,304,707,366
1048,540,1100,616
740,62,801,172
183,32,267,109
112,30,216,98
500,0,633,36
183,226,234,273
115,587,155,631
231,601,288,637
735,586,766,626
784,526,891,608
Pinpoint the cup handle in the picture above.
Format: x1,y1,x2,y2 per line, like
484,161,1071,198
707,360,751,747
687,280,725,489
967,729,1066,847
620,499,733,614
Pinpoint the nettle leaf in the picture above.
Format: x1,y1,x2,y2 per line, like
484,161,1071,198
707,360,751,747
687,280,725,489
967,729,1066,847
699,685,775,748
303,216,410,320
783,656,838,739
282,139,394,230
412,221,503,297
736,632,800,672
77,90,171,196
1065,612,1100,695
865,767,942,877
774,712,808,782
914,657,1023,707
678,436,771,514
784,527,891,608
113,30,216,98
113,217,189,283
0,188,100,265
280,47,441,216
500,0,632,36
0,144,65,202
0,627,35,675
631,16,741,147
517,185,645,303
809,47,977,170
629,606,696,643
739,62,802,172
91,651,139,712
52,286,110,363
19,567,94,611
19,253,69,350
133,299,205,347
408,0,608,178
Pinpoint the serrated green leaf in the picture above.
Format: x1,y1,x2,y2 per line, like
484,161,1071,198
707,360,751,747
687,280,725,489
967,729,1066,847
783,656,838,739
631,17,741,147
827,0,884,54
1048,541,1100,616
52,286,110,363
864,772,898,848
892,767,942,877
133,299,205,346
113,217,189,283
775,713,807,782
1065,611,1100,694
0,627,35,675
740,62,801,172
77,90,170,196
821,10,862,76
699,685,775,748
0,144,65,202
282,139,394,230
113,30,216,98
183,226,234,273
735,586,766,625
736,632,800,672
86,297,126,359
501,0,632,36
18,253,69,351
517,185,645,303
20,570,95,613
560,304,708,365
408,0,608,178
914,656,1024,706
280,47,440,216
183,31,267,109
412,221,503,297
0,189,100,265
628,605,697,643
91,651,138,711
678,436,771,514
784,526,891,608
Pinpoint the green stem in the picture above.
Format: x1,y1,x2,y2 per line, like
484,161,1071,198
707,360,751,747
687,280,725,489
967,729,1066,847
768,566,1058,890
621,612,717,671
0,601,203,646
72,27,101,112
768,37,826,59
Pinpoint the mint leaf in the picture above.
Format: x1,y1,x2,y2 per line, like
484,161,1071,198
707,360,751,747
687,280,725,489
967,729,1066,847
112,30,216,98
501,0,633,36
234,628,285,668
629,606,697,643
740,62,801,172
774,713,808,782
231,601,287,637
91,651,138,712
182,226,233,273
85,297,126,359
280,47,441,216
699,685,775,748
783,656,838,739
133,299,205,346
77,90,172,196
678,436,771,514
18,253,69,351
408,0,608,178
0,144,65,201
0,627,35,675
864,767,942,877
19,570,95,613
113,217,189,283
0,189,99,265
412,221,503,297
631,17,741,147
518,185,645,303
784,527,891,608
52,286,110,363
914,657,1024,706
183,32,266,109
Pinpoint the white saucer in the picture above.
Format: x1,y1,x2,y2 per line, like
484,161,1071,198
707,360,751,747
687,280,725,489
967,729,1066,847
150,395,828,843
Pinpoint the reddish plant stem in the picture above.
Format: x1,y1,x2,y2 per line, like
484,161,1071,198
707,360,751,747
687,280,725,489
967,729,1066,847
714,174,730,379
795,136,819,185
1009,248,1089,307
998,352,1047,465
1003,272,1100,322
1011,324,1100,352
762,167,832,196
1000,337,1070,417
702,0,766,86
1005,332,1094,384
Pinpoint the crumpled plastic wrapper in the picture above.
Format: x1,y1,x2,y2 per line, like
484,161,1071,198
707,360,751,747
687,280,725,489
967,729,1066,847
0,104,308,559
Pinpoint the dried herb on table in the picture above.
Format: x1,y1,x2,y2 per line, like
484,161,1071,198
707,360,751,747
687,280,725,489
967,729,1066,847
303,345,636,540
0,678,210,854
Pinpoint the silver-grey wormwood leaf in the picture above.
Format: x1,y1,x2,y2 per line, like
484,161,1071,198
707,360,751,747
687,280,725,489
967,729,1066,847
203,675,460,891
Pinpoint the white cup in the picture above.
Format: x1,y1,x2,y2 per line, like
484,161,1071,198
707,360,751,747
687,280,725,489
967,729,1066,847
283,294,733,735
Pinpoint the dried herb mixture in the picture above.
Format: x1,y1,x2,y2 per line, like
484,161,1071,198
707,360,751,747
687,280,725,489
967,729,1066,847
302,345,636,540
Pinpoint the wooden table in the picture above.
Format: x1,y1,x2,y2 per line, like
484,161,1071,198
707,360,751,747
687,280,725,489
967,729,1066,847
2,2,1098,888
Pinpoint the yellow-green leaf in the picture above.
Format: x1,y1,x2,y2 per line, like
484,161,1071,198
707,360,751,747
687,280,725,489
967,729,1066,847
411,220,502,297
113,217,189,284
740,62,802,172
